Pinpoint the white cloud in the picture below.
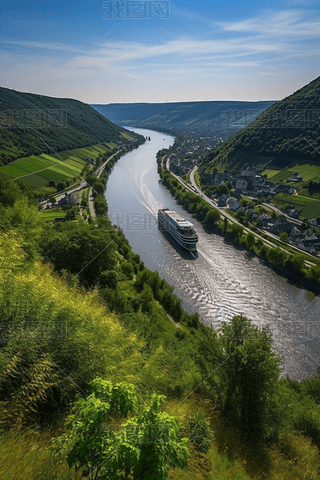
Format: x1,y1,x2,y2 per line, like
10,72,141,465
219,10,320,37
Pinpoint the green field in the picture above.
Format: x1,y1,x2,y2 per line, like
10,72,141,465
262,168,281,178
272,192,320,219
290,163,320,182
301,202,320,219
19,174,49,188
0,143,112,189
40,209,67,218
0,164,30,177
269,170,294,183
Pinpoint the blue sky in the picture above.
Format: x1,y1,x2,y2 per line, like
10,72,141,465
0,0,319,103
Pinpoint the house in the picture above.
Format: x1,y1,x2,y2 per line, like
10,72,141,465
245,178,255,192
57,193,79,206
271,215,293,235
297,235,320,254
310,218,319,227
226,197,240,212
259,213,273,228
235,177,249,191
290,172,303,182
274,184,294,194
202,173,215,185
217,193,230,207
240,167,258,177
289,226,303,242
287,208,299,219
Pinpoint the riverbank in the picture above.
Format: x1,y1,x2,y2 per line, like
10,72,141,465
157,156,320,292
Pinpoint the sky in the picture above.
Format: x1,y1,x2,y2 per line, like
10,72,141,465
0,0,319,103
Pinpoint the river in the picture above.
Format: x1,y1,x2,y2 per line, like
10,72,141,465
105,127,320,380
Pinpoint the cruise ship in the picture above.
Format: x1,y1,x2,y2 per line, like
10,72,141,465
158,209,198,251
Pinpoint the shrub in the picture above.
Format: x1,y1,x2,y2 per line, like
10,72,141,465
188,410,212,453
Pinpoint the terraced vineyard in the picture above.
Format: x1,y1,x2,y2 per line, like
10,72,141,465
0,142,115,188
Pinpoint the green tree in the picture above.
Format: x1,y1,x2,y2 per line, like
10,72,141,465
245,231,255,249
291,254,305,272
140,284,154,314
279,232,288,242
199,316,282,444
55,380,188,480
40,223,117,287
100,270,118,290
230,223,244,241
204,208,220,227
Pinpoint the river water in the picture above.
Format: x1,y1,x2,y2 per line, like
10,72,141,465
105,127,320,380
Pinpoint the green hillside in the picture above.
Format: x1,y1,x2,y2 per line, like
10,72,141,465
92,100,275,137
0,87,143,165
200,76,320,174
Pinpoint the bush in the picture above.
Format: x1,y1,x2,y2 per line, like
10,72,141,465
188,410,212,453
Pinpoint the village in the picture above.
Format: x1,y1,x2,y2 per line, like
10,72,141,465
203,167,320,256
169,150,320,256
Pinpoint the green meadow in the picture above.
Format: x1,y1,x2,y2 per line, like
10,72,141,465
0,142,114,189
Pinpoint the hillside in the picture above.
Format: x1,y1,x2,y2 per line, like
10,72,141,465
91,100,275,137
200,76,320,174
0,87,143,165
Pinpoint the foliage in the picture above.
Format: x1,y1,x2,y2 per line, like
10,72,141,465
198,316,282,444
39,222,117,287
0,86,145,165
55,379,188,480
188,410,212,453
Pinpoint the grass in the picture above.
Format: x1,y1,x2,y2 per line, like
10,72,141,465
262,168,281,179
0,143,112,189
120,132,133,140
0,430,79,480
16,174,49,188
1,393,320,480
271,192,320,219
40,208,67,218
290,163,320,182
301,201,320,219
0,164,30,177
269,170,294,183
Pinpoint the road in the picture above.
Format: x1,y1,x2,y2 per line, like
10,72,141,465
261,202,303,226
88,151,120,219
184,166,316,266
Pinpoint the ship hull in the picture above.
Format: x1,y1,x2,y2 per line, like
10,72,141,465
158,210,198,251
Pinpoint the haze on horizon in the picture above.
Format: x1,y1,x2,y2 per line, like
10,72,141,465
0,0,319,104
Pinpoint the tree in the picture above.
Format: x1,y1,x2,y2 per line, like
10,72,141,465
100,270,118,290
55,379,188,480
40,223,117,287
223,216,228,234
279,232,288,242
140,284,154,314
230,223,244,241
199,316,282,444
291,254,305,272
204,208,220,228
245,231,255,249
129,394,188,480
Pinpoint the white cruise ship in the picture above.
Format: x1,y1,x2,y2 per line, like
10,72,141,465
158,209,198,251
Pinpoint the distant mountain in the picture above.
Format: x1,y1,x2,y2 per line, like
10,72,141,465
0,87,143,165
199,76,320,174
91,100,275,137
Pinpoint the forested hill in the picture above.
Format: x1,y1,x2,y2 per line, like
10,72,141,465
0,87,142,165
199,76,320,174
91,100,275,136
